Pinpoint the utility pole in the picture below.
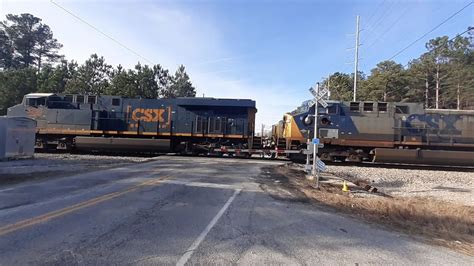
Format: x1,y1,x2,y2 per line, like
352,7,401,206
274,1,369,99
435,64,440,109
353,15,360,102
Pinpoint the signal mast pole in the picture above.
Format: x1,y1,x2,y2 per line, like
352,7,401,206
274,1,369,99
353,15,360,102
312,83,320,188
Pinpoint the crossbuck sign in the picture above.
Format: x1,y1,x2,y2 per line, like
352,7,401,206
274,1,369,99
309,87,329,108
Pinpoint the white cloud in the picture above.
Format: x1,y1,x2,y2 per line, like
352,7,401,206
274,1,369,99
0,0,305,127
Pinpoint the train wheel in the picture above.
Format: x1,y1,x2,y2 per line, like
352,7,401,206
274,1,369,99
320,152,333,162
35,140,45,150
347,153,361,162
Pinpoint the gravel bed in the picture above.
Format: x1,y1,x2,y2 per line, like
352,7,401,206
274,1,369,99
0,153,158,176
326,165,474,206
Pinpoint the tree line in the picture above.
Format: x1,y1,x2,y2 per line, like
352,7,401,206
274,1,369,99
0,13,196,115
321,28,473,110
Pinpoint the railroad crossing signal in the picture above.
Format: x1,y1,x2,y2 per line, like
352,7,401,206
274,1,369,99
307,83,330,188
309,87,329,108
317,98,328,108
310,87,329,99
307,98,328,109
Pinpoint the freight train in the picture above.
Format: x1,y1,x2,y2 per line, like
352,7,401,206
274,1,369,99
7,93,257,154
272,100,474,166
7,93,474,166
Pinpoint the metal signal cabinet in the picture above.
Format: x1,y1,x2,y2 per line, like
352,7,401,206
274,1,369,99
0,116,36,160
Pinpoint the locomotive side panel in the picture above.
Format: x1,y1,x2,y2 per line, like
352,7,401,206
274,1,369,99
422,109,474,147
45,108,92,132
336,102,396,143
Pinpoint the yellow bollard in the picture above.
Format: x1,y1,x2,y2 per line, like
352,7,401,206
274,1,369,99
342,180,350,192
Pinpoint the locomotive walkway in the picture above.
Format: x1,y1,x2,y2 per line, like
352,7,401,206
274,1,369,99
0,156,471,264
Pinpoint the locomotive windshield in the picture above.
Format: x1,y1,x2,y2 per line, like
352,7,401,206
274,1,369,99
24,94,77,109
25,97,46,107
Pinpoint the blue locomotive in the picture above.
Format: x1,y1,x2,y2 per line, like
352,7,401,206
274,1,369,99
7,93,256,153
273,100,474,165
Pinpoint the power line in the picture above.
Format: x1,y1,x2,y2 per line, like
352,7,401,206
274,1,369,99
361,0,399,44
360,3,411,70
363,4,410,52
365,0,387,27
362,6,408,70
404,27,473,68
49,0,154,65
387,1,473,61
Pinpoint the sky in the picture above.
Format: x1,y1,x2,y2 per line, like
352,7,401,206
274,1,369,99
1,0,472,128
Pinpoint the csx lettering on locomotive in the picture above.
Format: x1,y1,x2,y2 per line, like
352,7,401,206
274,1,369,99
131,108,167,122
405,114,462,135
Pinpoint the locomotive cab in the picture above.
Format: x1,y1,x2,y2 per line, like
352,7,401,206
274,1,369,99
23,94,48,107
22,93,77,110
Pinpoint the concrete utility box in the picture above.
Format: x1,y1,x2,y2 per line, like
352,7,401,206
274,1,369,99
0,116,36,160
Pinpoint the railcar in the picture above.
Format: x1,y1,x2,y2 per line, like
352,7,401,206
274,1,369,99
274,100,474,166
7,93,256,153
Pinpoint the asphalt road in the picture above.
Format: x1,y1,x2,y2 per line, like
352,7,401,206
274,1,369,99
0,156,471,265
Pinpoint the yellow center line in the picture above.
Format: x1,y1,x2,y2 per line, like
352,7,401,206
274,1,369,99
0,176,169,236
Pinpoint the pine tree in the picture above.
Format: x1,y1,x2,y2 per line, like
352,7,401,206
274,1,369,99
1,13,62,69
65,54,112,95
169,65,196,98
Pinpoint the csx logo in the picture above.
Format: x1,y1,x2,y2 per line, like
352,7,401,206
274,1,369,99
132,108,167,122
405,114,461,135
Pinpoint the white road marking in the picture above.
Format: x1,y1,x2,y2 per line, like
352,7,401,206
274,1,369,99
162,180,237,190
176,189,241,266
161,179,260,191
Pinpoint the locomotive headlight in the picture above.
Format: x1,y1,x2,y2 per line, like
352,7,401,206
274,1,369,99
302,115,314,126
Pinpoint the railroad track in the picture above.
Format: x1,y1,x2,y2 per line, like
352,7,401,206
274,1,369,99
34,150,474,171
324,161,474,172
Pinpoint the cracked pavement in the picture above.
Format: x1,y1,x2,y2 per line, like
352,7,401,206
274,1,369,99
0,156,471,265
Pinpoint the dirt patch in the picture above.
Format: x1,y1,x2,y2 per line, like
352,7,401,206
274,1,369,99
261,164,474,256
